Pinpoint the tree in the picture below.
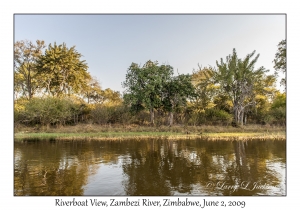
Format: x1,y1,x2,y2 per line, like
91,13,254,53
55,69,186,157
268,92,286,125
162,73,195,126
273,39,286,89
248,74,278,124
101,88,122,106
81,77,102,104
122,60,173,125
14,40,46,99
36,42,91,97
192,66,218,112
214,49,268,126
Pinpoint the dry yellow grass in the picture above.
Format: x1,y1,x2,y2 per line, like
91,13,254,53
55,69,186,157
14,131,285,141
14,123,285,141
14,123,285,133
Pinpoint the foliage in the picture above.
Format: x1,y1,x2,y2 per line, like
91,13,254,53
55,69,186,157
101,88,123,106
15,97,83,127
81,78,122,105
14,40,46,99
269,92,286,125
213,94,232,113
162,73,195,125
14,97,29,124
268,107,286,125
81,77,102,103
122,60,173,124
13,39,286,129
213,49,268,126
205,108,232,125
192,66,219,112
90,104,131,125
36,42,91,97
273,39,286,88
187,107,232,126
271,92,286,109
246,74,278,124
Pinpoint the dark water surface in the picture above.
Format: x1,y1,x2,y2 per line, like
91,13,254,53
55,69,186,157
14,139,286,196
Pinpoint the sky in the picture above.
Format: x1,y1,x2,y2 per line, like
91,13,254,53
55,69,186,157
14,14,286,93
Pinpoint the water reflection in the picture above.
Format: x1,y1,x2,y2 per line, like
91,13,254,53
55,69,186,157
14,139,286,196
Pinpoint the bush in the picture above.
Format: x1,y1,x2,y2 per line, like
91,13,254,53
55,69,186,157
205,108,232,125
16,97,82,127
186,108,232,126
90,104,133,125
269,107,286,125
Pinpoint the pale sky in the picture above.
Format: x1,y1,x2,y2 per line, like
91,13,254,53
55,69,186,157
14,14,285,93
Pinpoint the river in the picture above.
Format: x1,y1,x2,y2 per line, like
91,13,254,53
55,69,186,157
14,138,286,196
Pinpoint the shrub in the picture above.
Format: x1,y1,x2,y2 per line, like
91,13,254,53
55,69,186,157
17,97,81,127
269,107,286,125
90,104,133,125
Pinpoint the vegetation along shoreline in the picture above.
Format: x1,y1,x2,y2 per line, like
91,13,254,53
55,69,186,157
14,40,286,139
14,124,286,141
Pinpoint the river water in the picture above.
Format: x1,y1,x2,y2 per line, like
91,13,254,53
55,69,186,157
14,139,286,196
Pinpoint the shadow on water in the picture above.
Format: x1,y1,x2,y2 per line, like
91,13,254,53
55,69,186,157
14,138,286,196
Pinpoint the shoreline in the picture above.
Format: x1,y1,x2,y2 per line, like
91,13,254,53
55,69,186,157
14,131,286,141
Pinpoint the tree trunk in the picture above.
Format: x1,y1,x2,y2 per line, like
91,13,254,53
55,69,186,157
168,112,174,126
234,105,245,126
150,107,155,125
27,70,32,99
234,107,239,125
240,109,244,126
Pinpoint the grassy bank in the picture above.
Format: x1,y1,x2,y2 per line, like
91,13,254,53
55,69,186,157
14,124,286,141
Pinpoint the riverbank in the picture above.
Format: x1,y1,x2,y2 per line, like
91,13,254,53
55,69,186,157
14,124,286,141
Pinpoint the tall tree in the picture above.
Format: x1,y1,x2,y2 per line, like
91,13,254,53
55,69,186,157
122,60,173,125
214,49,268,126
36,42,91,97
162,73,195,126
273,39,286,89
14,40,46,99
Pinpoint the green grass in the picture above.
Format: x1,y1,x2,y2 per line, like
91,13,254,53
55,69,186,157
14,123,286,140
14,131,174,139
14,130,286,141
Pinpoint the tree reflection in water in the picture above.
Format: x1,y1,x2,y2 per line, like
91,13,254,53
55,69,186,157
14,138,286,196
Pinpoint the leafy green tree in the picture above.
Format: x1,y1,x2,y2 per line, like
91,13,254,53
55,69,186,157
162,74,195,126
273,39,286,89
271,92,286,121
36,42,91,97
271,92,286,109
214,49,268,126
14,40,46,99
122,60,173,125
